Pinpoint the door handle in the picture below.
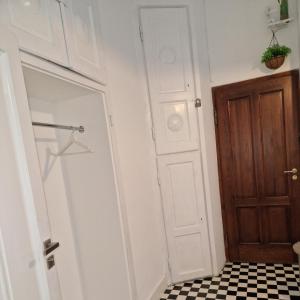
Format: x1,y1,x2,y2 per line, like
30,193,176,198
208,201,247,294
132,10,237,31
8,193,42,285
284,168,298,175
43,239,60,256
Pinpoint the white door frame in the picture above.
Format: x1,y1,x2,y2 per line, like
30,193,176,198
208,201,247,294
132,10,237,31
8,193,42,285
136,0,226,279
20,52,138,300
0,36,136,300
0,25,53,300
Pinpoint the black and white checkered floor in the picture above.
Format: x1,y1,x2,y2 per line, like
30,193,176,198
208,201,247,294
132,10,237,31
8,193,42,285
161,262,300,300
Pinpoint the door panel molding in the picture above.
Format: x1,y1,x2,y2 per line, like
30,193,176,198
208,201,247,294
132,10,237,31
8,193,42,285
61,0,106,83
158,151,212,282
0,0,68,66
140,6,199,155
0,27,55,300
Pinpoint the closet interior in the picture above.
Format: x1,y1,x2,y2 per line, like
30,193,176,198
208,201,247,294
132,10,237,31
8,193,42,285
22,66,129,300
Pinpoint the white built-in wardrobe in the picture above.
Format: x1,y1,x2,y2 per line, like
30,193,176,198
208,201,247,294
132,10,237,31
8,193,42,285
0,28,131,300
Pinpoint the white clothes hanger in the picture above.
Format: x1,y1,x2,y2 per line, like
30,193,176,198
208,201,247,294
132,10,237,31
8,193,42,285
52,131,93,156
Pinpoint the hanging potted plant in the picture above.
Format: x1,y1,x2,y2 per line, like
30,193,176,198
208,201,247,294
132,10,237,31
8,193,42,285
262,44,291,69
261,32,291,69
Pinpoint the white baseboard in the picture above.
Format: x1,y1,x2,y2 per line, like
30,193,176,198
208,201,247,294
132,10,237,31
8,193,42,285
147,275,168,300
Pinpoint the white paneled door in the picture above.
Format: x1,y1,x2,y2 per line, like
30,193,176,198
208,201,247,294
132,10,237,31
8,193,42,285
61,0,106,83
158,152,212,282
0,26,60,300
140,7,199,155
0,0,68,65
0,26,88,300
140,6,212,282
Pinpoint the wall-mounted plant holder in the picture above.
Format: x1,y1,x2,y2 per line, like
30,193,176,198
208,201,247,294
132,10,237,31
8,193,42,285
266,1,293,33
268,18,293,32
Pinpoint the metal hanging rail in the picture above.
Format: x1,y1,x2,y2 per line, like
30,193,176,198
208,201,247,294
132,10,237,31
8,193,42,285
32,122,85,133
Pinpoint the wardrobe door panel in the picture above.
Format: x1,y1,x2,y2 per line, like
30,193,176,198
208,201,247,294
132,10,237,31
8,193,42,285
61,0,106,83
140,7,199,154
0,0,68,65
158,152,212,282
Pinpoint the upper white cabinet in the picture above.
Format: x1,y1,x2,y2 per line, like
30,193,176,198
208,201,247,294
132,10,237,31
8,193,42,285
140,7,199,154
0,0,68,66
61,0,106,83
0,0,106,83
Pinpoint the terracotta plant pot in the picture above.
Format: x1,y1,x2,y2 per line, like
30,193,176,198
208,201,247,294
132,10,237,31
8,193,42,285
265,55,285,70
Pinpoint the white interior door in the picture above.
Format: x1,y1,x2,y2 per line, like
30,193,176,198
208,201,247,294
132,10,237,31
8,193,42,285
0,0,68,66
0,27,61,300
61,0,106,83
140,7,199,155
158,152,212,282
30,108,85,300
140,6,212,282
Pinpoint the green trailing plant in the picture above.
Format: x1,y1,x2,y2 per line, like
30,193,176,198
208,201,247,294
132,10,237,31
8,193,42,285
261,44,291,63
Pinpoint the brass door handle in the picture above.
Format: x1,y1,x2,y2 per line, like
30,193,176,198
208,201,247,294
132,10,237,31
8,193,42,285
284,168,298,175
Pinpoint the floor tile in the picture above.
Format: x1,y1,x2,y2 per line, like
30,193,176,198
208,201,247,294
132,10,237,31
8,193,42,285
161,262,300,300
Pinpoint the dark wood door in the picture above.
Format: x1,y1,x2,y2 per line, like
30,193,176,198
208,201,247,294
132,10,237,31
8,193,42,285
214,71,300,263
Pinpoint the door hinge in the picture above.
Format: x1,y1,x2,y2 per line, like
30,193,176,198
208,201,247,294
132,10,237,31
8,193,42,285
195,98,202,108
167,258,172,276
139,24,144,43
151,127,156,141
157,175,161,186
214,109,218,126
109,114,114,127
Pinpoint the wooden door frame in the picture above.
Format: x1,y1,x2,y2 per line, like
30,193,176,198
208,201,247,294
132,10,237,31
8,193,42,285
212,70,300,261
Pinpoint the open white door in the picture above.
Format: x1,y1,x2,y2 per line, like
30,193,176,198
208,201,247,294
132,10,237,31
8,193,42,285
0,26,61,300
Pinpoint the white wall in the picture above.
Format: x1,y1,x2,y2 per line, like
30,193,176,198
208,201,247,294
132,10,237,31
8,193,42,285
97,0,300,298
205,0,299,87
99,1,168,299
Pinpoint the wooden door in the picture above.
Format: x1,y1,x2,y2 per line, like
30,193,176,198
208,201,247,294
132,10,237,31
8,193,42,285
61,0,106,83
0,0,68,66
214,71,300,263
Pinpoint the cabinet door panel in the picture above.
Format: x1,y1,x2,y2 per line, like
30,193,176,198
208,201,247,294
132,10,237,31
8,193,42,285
158,152,212,282
0,25,62,300
140,7,199,154
0,0,68,65
62,0,106,83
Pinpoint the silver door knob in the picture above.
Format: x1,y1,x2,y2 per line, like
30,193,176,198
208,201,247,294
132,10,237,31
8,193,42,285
284,168,298,174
